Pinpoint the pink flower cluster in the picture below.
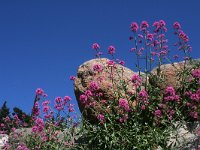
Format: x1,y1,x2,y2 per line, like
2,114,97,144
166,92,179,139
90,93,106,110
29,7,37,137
79,94,88,104
153,20,167,33
192,69,200,78
54,96,73,111
89,81,100,91
164,86,180,102
107,60,115,67
70,76,76,81
130,22,138,32
173,22,181,30
116,59,125,66
54,96,64,111
97,114,105,123
36,88,44,96
42,100,53,119
140,21,149,31
131,74,142,87
32,118,45,133
32,102,40,117
154,109,162,118
93,64,103,72
118,98,130,112
179,31,189,42
92,43,100,50
137,89,149,110
184,88,200,120
92,43,102,58
35,88,47,98
108,45,116,55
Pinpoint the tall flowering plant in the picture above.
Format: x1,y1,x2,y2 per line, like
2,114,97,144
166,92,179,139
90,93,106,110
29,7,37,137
77,20,200,149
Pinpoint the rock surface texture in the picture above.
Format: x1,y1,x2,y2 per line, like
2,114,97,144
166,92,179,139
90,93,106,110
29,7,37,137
150,60,199,90
74,58,138,120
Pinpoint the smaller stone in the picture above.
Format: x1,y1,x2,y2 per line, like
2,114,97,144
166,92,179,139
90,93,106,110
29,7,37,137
0,134,9,148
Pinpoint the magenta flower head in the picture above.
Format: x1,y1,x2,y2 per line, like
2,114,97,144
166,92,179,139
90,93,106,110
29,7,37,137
131,74,142,87
42,100,50,106
173,22,181,30
107,60,115,67
192,69,200,78
79,94,88,104
70,76,76,81
130,22,139,32
159,20,166,27
36,88,44,96
138,89,148,101
97,114,105,123
92,43,100,50
119,98,130,112
89,81,100,91
43,105,50,113
55,96,63,103
147,33,154,41
64,96,72,103
85,90,93,97
140,21,149,31
179,31,189,42
108,45,116,55
154,109,162,117
31,126,38,133
165,86,175,95
93,64,103,72
153,21,159,27
116,59,125,66
153,20,167,32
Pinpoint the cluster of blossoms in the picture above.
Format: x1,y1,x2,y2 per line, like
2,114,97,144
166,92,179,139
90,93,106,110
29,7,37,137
108,45,116,55
118,98,130,112
92,43,102,58
79,81,102,106
184,88,200,120
107,60,115,67
137,89,149,110
32,101,40,118
35,88,47,99
192,69,200,79
54,96,73,112
152,86,180,121
154,109,162,118
70,76,76,81
42,100,53,119
164,86,180,102
93,64,103,72
116,59,125,66
54,96,64,111
89,81,100,92
117,98,130,123
32,118,45,133
131,74,142,87
97,114,105,123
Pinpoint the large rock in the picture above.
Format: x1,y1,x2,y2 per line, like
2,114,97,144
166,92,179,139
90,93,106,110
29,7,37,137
74,58,140,121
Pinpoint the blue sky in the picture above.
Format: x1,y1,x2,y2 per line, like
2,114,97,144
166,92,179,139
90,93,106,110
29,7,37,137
0,0,200,115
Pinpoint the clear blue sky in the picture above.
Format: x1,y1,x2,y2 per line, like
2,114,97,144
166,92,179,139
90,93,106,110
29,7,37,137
0,0,199,115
